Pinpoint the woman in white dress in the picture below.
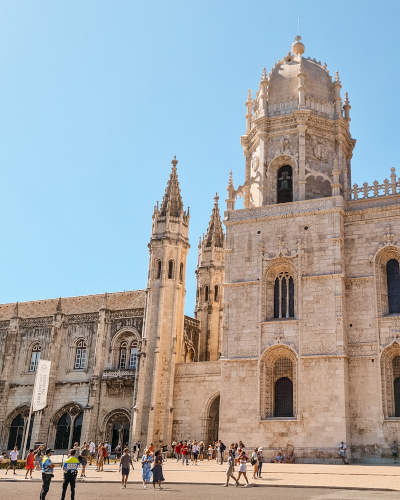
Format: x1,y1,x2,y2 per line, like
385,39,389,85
237,450,249,487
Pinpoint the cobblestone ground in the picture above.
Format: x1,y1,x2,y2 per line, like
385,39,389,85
2,459,400,491
1,481,400,499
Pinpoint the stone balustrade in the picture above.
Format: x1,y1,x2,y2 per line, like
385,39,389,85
102,368,136,379
348,167,399,200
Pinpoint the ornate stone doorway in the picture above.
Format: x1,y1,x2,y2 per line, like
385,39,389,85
102,409,131,450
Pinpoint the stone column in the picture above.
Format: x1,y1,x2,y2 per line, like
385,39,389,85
259,133,268,205
36,311,64,446
244,154,251,209
0,314,18,450
296,114,308,201
82,308,109,444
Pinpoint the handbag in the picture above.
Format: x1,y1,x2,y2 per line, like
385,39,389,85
251,456,257,466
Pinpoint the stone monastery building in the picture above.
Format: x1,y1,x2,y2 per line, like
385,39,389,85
2,36,400,463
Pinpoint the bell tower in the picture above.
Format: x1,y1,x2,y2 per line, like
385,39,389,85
195,194,224,361
133,156,190,448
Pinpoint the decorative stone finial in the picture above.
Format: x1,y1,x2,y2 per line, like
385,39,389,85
246,89,252,102
261,67,267,81
55,297,62,314
214,192,219,204
291,35,305,56
344,92,350,105
228,170,234,188
12,302,19,319
335,70,340,82
171,155,178,169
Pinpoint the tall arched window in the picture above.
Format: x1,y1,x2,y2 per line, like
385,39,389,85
156,260,162,279
205,285,209,302
277,165,293,204
120,341,128,369
393,356,400,417
54,413,71,450
179,262,184,282
7,413,34,450
72,413,83,445
168,260,174,279
29,344,41,372
74,340,86,370
129,340,138,369
273,272,295,319
387,259,400,314
214,285,219,302
274,357,294,417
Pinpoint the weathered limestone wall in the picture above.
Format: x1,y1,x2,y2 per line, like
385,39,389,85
172,362,221,443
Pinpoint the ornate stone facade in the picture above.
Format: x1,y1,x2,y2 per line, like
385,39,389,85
2,36,400,464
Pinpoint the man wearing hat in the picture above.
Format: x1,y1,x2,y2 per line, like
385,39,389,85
40,448,55,500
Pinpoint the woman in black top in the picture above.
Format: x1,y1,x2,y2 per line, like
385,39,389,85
152,450,165,490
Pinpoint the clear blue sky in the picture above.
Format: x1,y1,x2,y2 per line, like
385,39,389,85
0,0,398,314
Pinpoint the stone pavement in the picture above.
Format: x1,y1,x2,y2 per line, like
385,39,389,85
2,459,400,491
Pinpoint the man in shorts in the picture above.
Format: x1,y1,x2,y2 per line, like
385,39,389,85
392,440,398,463
119,448,134,489
80,444,90,477
223,446,239,487
339,442,348,464
6,446,18,475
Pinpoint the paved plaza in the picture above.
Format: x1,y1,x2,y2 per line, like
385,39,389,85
1,481,400,500
2,459,400,492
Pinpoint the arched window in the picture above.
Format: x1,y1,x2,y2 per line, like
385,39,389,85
214,285,219,302
274,357,294,417
156,260,162,279
29,344,41,372
205,285,209,302
74,340,86,370
54,413,71,450
72,412,83,445
119,341,128,369
179,262,184,282
168,260,174,279
129,340,138,369
393,356,400,417
277,165,293,204
387,259,400,314
273,273,295,319
7,413,34,450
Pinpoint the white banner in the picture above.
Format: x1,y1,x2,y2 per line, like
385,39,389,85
32,360,51,412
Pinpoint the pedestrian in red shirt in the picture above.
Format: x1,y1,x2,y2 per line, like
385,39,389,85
182,441,189,466
175,442,181,462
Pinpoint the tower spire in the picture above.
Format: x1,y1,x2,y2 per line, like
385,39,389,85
160,156,184,217
205,193,224,248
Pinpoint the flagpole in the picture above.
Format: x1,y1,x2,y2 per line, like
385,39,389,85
22,398,33,460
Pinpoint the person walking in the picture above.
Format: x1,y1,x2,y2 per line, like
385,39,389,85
250,448,258,479
136,441,141,460
115,442,122,462
80,444,90,478
237,450,249,487
152,450,165,490
392,441,398,463
61,449,79,500
40,448,55,500
106,441,111,465
339,442,348,464
257,447,263,478
193,442,199,465
89,441,95,466
182,441,189,465
223,446,239,487
119,448,134,489
218,440,226,465
6,446,19,475
141,449,153,489
208,444,213,461
162,442,168,462
97,443,104,471
199,441,204,461
25,449,35,479
175,442,181,461
35,445,45,471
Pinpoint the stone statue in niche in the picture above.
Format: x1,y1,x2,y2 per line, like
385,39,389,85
252,155,260,171
276,137,291,156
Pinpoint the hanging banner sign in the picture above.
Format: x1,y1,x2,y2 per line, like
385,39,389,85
32,360,51,412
